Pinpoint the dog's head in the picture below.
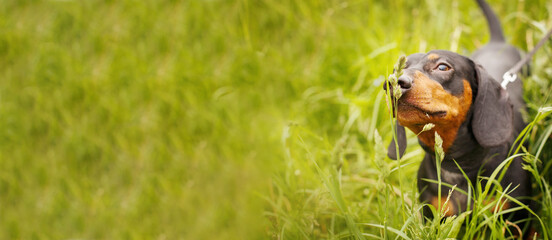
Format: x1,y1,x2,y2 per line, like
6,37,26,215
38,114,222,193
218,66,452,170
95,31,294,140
386,50,513,159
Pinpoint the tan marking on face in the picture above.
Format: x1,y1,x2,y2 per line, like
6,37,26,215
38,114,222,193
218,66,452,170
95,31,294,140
427,53,440,60
397,71,472,152
431,196,456,217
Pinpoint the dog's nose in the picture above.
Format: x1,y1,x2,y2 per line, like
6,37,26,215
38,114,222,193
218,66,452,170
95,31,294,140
397,75,412,91
383,75,413,96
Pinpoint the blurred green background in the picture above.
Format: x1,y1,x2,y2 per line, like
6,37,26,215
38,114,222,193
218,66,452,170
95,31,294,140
0,0,550,239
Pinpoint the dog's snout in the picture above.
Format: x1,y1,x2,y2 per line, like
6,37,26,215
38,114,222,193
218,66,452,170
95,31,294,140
397,75,412,91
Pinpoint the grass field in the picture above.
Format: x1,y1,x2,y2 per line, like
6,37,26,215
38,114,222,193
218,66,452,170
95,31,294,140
1,0,551,239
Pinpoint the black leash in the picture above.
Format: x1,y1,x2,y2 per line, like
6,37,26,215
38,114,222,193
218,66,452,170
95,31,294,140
501,27,552,89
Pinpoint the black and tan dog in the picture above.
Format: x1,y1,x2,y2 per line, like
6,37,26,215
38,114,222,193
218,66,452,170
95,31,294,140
385,0,533,235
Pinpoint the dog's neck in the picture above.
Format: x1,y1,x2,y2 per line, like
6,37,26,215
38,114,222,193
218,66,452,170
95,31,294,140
418,116,489,172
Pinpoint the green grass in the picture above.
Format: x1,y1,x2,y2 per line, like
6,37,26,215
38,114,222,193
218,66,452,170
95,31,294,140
0,0,551,239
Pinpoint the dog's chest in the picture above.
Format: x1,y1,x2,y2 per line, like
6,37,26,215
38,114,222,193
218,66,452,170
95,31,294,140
441,168,466,186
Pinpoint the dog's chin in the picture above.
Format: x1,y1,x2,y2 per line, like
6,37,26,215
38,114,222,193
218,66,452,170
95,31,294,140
396,102,447,126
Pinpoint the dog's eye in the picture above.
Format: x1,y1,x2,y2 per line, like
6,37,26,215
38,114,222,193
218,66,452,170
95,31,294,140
436,64,451,71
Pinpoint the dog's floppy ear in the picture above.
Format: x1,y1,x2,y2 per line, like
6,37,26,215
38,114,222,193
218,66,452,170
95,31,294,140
471,64,513,148
387,121,406,160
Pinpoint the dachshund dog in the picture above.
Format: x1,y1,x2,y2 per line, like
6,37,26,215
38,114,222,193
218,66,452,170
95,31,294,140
385,0,533,236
